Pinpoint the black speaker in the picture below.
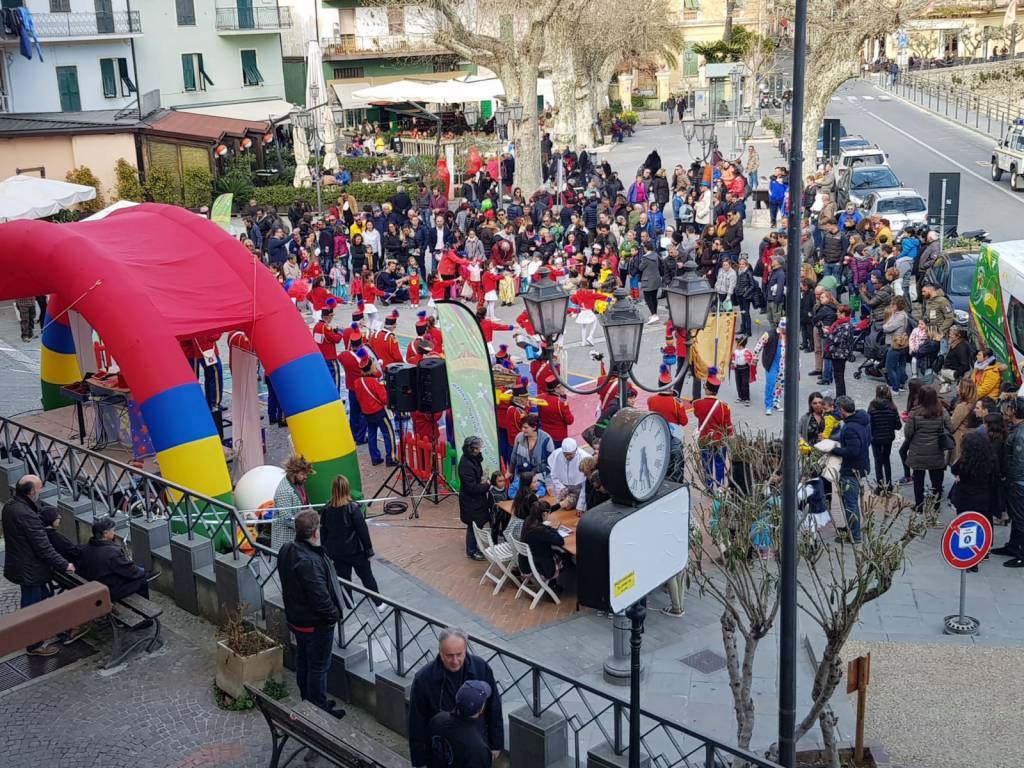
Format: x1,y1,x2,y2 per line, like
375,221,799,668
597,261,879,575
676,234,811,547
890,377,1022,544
822,118,842,161
416,358,449,413
384,363,417,412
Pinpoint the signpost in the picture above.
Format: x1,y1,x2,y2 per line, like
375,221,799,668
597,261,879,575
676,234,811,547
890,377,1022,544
927,171,961,248
846,653,871,763
940,511,992,635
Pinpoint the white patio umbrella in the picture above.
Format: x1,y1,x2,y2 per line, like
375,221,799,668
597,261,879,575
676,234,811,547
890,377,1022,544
293,41,337,190
0,175,96,221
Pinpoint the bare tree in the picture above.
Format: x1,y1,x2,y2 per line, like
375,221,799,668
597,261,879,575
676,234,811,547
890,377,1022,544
689,432,933,764
775,0,929,165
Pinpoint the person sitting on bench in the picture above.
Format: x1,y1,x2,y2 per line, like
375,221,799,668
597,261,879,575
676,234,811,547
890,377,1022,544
77,517,155,601
40,507,83,564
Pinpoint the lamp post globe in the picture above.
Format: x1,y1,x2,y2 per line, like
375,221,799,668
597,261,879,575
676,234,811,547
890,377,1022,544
729,68,742,91
681,113,696,143
663,258,716,333
696,120,715,145
330,103,345,126
494,107,510,129
508,101,525,122
600,289,645,367
737,112,756,143
522,268,570,341
464,102,480,126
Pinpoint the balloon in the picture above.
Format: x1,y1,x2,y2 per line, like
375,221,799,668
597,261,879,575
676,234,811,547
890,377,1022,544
283,278,294,291
467,147,482,175
288,279,310,300
233,465,286,513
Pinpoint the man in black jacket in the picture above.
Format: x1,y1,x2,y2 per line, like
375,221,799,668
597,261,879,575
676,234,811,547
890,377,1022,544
1,475,76,655
77,516,153,601
408,627,503,768
458,437,490,561
278,510,345,718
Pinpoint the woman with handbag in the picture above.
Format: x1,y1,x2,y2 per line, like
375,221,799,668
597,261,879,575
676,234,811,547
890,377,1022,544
903,385,953,512
882,296,910,393
320,475,384,610
950,431,999,572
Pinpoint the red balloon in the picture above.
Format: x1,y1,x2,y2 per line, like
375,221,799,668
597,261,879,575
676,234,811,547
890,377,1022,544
466,147,482,175
288,279,310,300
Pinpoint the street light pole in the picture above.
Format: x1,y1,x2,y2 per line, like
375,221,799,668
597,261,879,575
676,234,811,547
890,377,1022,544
779,0,808,761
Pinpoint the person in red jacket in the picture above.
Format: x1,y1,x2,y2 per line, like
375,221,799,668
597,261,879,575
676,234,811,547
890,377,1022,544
427,273,457,307
537,376,574,444
313,303,344,389
437,248,469,288
309,277,331,312
343,303,366,349
370,310,403,368
493,344,515,370
647,366,690,428
353,349,394,465
406,336,432,367
181,332,223,410
408,267,421,307
475,306,513,354
481,264,501,319
691,370,733,487
338,337,368,444
515,309,536,337
499,378,529,463
425,315,444,356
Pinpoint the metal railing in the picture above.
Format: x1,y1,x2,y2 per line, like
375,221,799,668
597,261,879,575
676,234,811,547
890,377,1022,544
215,6,291,31
0,416,240,554
880,69,1022,141
0,92,8,113
0,413,779,768
321,32,447,59
0,11,142,39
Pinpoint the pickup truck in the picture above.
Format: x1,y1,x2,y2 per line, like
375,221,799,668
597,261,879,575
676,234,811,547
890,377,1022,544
991,120,1024,191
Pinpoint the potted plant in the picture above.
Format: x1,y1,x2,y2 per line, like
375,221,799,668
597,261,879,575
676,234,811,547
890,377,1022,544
215,613,284,700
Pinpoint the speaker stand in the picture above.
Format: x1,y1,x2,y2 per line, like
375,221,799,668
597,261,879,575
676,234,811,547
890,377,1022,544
372,412,421,504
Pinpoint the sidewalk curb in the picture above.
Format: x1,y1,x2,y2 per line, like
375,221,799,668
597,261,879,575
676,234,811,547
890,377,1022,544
872,80,1001,145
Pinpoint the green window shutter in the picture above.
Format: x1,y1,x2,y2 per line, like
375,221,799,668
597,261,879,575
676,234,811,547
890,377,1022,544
117,58,137,94
537,94,544,111
198,54,214,87
56,66,81,111
100,58,116,98
241,50,263,85
683,45,699,77
182,53,196,91
481,100,492,119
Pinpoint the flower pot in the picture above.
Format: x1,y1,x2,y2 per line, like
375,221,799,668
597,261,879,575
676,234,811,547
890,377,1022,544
215,634,283,699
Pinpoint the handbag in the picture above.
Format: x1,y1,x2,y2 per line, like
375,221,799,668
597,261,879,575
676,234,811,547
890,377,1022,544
460,281,475,300
940,423,955,453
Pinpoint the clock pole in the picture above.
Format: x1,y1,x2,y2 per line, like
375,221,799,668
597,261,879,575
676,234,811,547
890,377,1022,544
626,599,647,768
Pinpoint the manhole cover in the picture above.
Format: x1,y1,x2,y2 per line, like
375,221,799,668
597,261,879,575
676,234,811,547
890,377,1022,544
0,663,27,693
3,639,95,689
680,649,727,674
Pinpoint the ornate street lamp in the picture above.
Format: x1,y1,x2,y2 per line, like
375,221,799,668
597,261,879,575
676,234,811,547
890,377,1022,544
663,258,716,334
507,101,525,122
600,288,645,370
463,101,480,127
681,111,695,145
493,107,510,128
736,111,757,144
330,103,345,126
695,119,715,144
522,269,570,340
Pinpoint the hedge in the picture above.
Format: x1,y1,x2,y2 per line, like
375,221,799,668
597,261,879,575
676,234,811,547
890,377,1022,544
334,154,434,178
252,182,401,209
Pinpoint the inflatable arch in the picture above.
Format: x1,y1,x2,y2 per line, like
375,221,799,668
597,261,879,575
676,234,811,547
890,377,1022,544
1,204,360,506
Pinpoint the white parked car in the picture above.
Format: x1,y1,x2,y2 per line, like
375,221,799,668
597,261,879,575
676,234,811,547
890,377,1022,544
861,189,928,230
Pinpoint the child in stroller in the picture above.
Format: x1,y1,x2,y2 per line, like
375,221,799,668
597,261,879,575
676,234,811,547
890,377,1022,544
852,321,888,380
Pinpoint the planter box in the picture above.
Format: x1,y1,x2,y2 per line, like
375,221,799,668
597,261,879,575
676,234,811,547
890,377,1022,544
215,635,284,699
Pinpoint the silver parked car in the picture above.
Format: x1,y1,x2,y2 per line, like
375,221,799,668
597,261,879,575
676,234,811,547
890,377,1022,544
861,188,928,230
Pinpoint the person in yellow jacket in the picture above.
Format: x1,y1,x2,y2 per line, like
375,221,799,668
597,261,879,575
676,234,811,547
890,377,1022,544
972,347,1005,401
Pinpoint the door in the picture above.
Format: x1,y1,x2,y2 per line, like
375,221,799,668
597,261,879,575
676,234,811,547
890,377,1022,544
56,66,81,111
95,0,113,33
236,0,253,29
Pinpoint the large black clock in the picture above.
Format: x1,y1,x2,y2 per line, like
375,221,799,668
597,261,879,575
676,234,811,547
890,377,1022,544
598,408,672,505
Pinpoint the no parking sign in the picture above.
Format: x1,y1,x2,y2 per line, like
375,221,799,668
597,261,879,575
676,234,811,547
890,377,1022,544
940,511,993,635
941,512,992,570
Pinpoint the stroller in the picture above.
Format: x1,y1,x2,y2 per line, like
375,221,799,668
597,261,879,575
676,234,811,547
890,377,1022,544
852,322,887,380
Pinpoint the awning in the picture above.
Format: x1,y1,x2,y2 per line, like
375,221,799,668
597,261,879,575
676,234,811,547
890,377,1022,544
180,98,297,123
0,175,96,222
148,110,269,141
331,81,374,111
351,76,555,106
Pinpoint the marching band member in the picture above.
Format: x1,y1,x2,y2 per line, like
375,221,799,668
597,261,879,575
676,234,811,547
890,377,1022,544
313,300,344,389
353,349,394,466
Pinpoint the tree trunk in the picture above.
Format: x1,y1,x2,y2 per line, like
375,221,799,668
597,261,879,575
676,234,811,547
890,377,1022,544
720,612,758,752
800,55,859,169
550,51,578,148
818,704,841,768
723,0,736,45
572,66,597,149
498,60,544,194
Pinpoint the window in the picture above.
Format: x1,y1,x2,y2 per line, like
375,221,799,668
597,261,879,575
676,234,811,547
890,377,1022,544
876,197,926,214
386,6,404,35
56,66,81,112
0,0,24,8
333,65,364,79
182,53,213,92
241,49,264,86
682,0,700,19
176,0,195,26
498,14,512,41
49,0,70,11
432,57,459,73
1008,297,1024,355
100,57,135,98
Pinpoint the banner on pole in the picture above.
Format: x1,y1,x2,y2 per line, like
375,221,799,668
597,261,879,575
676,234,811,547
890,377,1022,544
435,301,501,477
211,193,233,233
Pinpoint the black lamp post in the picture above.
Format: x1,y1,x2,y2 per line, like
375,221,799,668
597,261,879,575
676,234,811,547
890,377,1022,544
463,101,480,128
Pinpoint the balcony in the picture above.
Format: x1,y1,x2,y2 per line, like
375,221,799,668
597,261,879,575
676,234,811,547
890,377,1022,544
0,11,141,41
321,32,448,60
215,6,292,33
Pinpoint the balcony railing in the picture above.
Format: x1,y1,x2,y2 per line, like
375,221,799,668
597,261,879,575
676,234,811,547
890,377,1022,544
215,6,291,31
0,11,141,39
321,32,447,58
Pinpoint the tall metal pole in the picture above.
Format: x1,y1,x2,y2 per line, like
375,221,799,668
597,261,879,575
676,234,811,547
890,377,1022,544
780,0,808,760
626,599,646,768
938,177,948,251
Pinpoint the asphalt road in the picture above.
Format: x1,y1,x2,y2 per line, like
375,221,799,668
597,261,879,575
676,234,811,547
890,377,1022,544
825,77,1024,241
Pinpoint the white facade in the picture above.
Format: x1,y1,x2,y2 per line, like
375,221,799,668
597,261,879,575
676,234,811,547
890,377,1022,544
0,0,141,113
131,0,286,109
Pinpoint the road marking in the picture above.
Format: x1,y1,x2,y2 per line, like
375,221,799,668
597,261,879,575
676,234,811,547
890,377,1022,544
860,107,1024,207
0,336,40,372
847,96,858,102
879,95,891,101
862,95,875,100
831,96,841,102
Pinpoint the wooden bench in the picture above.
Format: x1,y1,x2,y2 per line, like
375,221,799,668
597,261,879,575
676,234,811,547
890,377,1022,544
247,684,406,768
0,581,111,656
50,570,163,668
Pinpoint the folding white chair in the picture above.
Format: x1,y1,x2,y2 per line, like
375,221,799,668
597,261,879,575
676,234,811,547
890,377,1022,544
510,536,561,609
474,523,521,595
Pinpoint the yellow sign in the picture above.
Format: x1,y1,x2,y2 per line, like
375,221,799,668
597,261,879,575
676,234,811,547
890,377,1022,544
613,571,636,598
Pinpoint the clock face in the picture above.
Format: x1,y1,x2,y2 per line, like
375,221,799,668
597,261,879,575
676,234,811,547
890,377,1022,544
623,413,671,502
